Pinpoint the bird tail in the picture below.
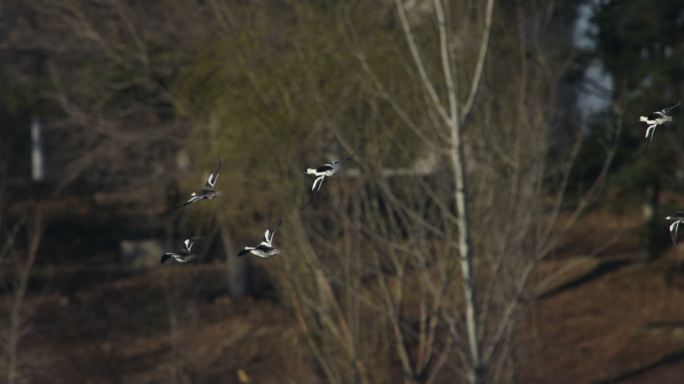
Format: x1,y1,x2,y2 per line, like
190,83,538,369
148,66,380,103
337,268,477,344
238,247,254,257
160,253,172,264
306,168,317,175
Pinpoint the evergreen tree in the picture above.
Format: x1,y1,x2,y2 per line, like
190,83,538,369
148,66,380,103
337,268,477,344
591,0,684,259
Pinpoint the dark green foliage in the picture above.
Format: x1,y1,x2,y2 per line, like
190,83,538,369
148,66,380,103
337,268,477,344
591,0,683,179
590,0,684,258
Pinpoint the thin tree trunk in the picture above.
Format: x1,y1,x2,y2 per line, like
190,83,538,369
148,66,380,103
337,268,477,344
642,179,661,261
220,218,250,299
395,0,490,381
7,213,42,384
450,133,482,383
432,0,486,380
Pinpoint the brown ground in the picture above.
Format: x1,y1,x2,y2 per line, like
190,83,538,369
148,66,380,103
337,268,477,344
520,211,684,383
5,210,684,383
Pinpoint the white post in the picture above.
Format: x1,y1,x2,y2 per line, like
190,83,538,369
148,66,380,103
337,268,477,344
30,117,44,182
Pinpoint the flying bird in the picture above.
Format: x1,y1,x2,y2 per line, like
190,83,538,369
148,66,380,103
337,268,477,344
161,237,200,263
305,157,351,205
640,103,680,147
175,159,222,209
238,218,283,258
666,211,684,246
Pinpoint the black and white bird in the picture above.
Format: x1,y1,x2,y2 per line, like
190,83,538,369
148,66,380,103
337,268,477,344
305,157,350,204
161,237,199,263
238,218,283,258
640,103,680,145
175,159,222,209
666,211,684,245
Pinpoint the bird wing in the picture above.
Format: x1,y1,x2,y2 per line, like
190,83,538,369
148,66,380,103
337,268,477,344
661,102,681,114
643,124,657,152
332,157,352,166
264,217,284,244
644,125,652,138
264,229,273,244
307,187,320,207
174,195,201,210
670,221,681,246
305,178,325,208
184,239,193,251
311,175,325,191
206,159,222,188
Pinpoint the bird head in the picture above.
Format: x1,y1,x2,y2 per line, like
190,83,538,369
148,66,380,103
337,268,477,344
639,116,648,122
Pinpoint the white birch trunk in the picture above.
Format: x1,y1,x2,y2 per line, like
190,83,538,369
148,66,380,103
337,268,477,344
30,117,45,182
395,0,493,381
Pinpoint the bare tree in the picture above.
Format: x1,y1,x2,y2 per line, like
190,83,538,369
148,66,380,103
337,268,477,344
1,211,43,384
274,1,618,383
11,0,219,192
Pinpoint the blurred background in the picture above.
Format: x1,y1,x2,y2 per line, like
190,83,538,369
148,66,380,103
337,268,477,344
1,0,683,383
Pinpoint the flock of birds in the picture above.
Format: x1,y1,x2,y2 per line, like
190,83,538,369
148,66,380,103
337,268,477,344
160,158,350,263
639,102,684,246
162,102,683,263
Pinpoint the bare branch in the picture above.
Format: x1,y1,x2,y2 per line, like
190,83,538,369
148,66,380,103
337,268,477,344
461,0,495,121
394,0,452,127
